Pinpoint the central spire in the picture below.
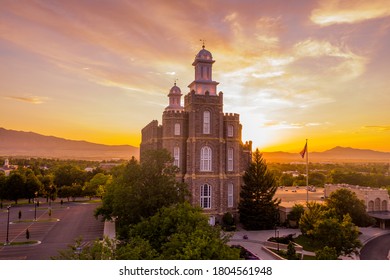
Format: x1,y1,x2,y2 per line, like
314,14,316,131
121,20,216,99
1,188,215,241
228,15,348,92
188,45,219,95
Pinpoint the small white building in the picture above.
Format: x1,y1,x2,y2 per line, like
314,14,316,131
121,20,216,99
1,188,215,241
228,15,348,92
0,158,17,176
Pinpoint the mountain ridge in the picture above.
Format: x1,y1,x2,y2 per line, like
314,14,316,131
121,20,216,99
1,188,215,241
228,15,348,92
0,127,139,160
1,127,389,162
263,146,390,163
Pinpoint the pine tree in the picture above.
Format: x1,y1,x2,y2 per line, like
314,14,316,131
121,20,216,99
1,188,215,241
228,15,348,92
239,149,280,230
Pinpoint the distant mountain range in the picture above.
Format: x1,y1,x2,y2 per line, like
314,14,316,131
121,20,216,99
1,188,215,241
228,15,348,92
262,146,390,163
1,127,389,162
0,127,139,161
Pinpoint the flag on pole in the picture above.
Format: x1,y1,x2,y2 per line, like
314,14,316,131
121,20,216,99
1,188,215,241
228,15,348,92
300,142,307,158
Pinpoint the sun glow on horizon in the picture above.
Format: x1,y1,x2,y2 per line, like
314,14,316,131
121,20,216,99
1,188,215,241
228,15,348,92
1,0,390,154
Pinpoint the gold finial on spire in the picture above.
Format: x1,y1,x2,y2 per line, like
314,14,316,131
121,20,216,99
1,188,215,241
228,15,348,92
200,39,205,49
174,78,178,86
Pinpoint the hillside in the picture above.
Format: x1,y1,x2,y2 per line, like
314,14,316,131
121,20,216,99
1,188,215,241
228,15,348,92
0,127,139,160
263,146,390,163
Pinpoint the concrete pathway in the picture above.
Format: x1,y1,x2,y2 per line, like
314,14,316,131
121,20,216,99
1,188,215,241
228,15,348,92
228,227,390,260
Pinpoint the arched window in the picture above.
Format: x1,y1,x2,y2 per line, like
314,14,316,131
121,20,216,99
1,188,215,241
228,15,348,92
173,146,180,167
227,125,234,137
375,198,381,211
227,148,234,171
368,200,374,212
200,146,212,171
203,110,210,134
382,200,388,211
174,123,181,136
200,183,211,209
228,183,234,208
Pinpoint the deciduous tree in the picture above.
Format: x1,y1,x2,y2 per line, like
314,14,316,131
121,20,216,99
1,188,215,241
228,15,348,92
326,188,374,227
127,202,240,259
95,150,189,239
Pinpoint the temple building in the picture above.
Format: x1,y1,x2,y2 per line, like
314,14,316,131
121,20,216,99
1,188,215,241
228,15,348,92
140,45,252,224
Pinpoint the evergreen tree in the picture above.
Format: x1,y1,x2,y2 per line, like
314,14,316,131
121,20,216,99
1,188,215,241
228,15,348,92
238,149,280,230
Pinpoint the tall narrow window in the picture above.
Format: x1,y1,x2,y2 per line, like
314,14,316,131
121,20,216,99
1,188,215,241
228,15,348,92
200,183,211,209
228,183,234,208
227,148,234,171
227,125,234,137
203,110,210,134
173,146,180,167
174,123,181,136
200,146,212,171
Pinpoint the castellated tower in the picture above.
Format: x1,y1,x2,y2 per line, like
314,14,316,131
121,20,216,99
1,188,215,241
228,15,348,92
140,46,252,224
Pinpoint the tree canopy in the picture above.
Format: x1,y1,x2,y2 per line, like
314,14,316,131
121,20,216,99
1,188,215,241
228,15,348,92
298,201,362,258
126,202,240,259
325,188,374,227
95,149,189,238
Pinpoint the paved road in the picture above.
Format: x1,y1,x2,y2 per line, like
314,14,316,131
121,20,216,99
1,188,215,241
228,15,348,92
360,233,390,260
0,201,104,260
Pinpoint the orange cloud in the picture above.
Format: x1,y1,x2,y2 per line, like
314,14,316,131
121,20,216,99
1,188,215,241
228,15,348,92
4,96,48,104
362,125,390,131
311,0,390,26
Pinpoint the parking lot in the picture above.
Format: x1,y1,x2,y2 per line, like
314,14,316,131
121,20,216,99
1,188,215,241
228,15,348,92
275,186,325,206
0,200,104,260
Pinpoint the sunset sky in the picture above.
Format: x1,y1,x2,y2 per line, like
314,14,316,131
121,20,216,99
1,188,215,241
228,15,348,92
1,0,390,152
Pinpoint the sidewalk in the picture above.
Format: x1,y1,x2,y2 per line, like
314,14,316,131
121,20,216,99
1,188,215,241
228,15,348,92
228,228,301,260
358,227,390,245
228,226,390,260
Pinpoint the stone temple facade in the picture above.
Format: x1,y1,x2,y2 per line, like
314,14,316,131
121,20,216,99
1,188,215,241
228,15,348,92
140,46,252,224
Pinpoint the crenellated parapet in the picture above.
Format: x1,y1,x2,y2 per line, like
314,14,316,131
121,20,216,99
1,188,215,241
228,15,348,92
184,90,223,107
162,110,189,119
224,112,240,121
242,140,253,151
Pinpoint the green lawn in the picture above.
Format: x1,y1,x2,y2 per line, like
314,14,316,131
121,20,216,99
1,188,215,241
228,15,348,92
270,248,317,260
293,235,322,252
0,240,39,247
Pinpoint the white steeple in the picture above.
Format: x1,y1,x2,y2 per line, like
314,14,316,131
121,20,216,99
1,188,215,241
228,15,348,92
188,43,219,95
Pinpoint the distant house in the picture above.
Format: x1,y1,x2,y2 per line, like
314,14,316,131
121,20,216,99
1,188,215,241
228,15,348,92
84,167,95,172
0,158,18,176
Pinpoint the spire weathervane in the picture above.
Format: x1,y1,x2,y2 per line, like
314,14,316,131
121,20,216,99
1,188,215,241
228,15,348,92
200,39,205,49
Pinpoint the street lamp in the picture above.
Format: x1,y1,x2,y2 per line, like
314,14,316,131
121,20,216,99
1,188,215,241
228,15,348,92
276,230,280,251
48,185,52,209
34,191,38,221
5,205,11,245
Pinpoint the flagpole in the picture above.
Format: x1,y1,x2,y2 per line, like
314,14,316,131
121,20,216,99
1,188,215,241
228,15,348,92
306,139,309,203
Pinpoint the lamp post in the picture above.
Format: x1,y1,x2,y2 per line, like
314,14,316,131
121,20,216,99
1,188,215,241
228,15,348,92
276,230,280,251
5,205,11,245
49,186,52,209
34,192,38,221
